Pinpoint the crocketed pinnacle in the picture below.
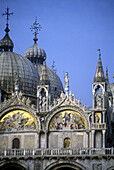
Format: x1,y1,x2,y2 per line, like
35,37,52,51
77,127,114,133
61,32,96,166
94,54,105,82
39,62,50,85
105,67,109,84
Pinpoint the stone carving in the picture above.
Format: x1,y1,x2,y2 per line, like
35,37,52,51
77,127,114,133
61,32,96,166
93,164,102,170
49,90,88,113
96,93,102,108
39,89,47,112
69,91,74,101
60,91,65,99
22,96,26,104
78,99,81,106
19,91,23,98
26,97,31,106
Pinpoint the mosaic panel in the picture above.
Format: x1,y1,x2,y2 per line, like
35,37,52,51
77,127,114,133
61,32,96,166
49,110,86,130
95,113,101,123
0,110,37,131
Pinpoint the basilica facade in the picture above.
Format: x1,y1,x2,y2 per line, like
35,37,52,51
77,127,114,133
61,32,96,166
0,8,114,170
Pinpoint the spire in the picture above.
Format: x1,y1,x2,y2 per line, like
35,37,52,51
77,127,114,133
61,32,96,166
39,62,50,85
94,49,105,82
30,17,42,44
105,67,109,84
0,8,14,52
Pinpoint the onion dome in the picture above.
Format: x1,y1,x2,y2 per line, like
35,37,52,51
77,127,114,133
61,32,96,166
0,52,39,97
24,43,46,64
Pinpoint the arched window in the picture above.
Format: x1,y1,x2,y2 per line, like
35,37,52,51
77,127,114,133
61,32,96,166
64,138,71,148
12,138,20,149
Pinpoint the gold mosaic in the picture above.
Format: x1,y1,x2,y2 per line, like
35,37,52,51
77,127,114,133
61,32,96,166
49,110,86,130
0,110,37,131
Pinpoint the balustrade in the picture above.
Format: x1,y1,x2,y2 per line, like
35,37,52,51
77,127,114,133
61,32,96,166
91,123,106,129
0,148,113,158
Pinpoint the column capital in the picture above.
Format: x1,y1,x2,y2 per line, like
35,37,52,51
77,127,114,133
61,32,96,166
102,130,106,134
92,130,95,133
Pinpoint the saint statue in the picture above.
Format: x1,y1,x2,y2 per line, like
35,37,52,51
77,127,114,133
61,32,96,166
65,72,69,95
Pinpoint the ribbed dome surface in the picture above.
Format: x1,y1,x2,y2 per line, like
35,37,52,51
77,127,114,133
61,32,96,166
0,52,39,96
37,64,64,100
24,44,46,64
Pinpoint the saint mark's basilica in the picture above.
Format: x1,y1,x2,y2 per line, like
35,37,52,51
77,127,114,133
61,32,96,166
0,8,114,170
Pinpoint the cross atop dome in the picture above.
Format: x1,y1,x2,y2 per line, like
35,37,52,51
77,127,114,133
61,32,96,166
30,17,42,44
2,7,13,33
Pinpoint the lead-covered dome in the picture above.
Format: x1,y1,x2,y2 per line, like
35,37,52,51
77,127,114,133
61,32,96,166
0,17,39,97
0,51,39,97
24,43,46,64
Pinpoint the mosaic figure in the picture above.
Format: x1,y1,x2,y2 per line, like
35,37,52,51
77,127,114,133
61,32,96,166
49,110,86,130
0,110,37,131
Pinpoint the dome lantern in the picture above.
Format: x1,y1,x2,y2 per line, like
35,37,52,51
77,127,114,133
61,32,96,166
0,8,14,52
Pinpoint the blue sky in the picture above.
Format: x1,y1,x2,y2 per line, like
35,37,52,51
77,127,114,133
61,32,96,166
0,0,114,106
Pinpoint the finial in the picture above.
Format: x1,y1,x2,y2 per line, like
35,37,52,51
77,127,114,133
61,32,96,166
97,49,101,58
30,17,42,44
2,7,13,34
106,67,108,75
65,72,69,96
51,60,57,72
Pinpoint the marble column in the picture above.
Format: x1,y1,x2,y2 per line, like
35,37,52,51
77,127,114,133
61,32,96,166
92,112,94,123
102,130,106,148
91,130,95,148
103,111,105,123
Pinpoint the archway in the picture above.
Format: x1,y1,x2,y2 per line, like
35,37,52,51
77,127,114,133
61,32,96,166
0,163,26,170
54,167,76,170
46,162,85,170
12,138,20,149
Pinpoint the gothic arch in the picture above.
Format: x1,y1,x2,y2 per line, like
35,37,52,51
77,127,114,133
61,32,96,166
93,83,105,95
37,86,48,97
45,161,86,170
